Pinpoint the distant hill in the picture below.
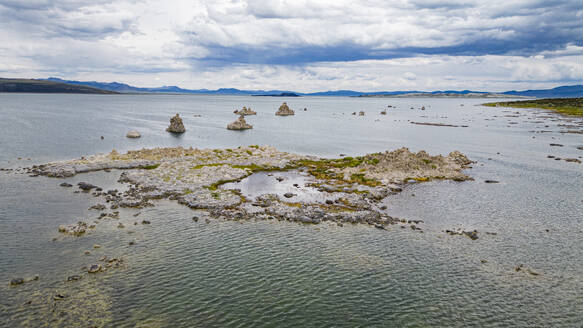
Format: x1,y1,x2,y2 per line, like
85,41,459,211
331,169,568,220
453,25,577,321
44,78,298,96
502,85,583,98
0,78,117,94
252,92,300,97
4,77,579,98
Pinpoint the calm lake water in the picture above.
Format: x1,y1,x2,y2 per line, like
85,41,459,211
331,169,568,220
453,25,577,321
0,93,582,327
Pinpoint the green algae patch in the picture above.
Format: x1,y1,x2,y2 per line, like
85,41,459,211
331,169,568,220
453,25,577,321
291,156,382,187
349,173,382,187
483,98,583,116
143,163,160,170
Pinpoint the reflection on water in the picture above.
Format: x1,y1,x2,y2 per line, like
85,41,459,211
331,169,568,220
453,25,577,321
0,94,582,327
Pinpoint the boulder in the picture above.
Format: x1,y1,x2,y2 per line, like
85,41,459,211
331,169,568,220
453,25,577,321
359,111,365,116
227,115,253,130
275,102,295,116
126,130,141,138
166,114,186,133
88,264,102,273
234,106,257,116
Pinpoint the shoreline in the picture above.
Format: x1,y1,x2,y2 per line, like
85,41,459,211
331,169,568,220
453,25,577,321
483,98,583,116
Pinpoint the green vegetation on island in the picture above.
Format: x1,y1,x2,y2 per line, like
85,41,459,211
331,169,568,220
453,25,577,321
483,98,583,116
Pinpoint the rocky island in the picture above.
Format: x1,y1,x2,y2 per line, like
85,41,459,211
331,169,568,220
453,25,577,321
234,106,257,115
166,114,186,133
30,145,472,229
275,102,295,116
227,115,253,130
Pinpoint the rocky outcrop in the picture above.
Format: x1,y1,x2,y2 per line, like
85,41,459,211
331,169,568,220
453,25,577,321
227,115,253,130
275,102,295,116
234,106,257,116
126,130,141,138
58,221,88,235
166,114,185,133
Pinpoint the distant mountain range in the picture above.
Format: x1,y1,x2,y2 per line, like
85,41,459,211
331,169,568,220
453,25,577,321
0,78,116,94
1,77,582,98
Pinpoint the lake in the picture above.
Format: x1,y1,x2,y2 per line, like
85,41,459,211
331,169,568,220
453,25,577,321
0,93,582,327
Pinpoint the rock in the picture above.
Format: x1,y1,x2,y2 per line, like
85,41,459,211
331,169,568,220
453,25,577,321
88,264,102,273
192,216,199,222
93,244,101,248
283,192,295,198
53,293,66,300
275,177,284,182
577,146,583,151
166,113,186,133
325,199,334,205
234,106,257,116
126,130,141,138
59,182,73,187
463,230,479,240
549,143,563,147
129,240,136,245
67,275,82,282
480,259,488,263
10,278,24,286
84,250,91,255
89,204,106,211
359,111,365,116
78,182,98,191
485,180,499,183
421,106,425,110
275,102,295,116
117,223,125,229
227,114,253,130
380,111,387,115
141,220,151,224
58,221,87,235
374,224,386,230
564,158,582,163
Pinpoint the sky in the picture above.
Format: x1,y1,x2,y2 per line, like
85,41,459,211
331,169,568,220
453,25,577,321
1,0,583,92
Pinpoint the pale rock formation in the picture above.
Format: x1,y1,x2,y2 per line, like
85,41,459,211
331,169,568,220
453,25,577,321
275,102,295,116
227,114,253,130
166,114,186,133
126,130,141,138
234,106,257,116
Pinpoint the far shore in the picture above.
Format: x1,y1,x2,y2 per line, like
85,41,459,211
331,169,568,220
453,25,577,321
483,98,583,116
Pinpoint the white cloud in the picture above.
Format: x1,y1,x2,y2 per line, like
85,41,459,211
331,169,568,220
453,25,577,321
0,0,582,90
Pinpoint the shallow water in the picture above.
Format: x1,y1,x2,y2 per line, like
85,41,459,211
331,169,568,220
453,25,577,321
0,94,582,327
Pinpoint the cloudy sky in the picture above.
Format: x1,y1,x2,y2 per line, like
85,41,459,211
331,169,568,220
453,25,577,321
1,0,582,92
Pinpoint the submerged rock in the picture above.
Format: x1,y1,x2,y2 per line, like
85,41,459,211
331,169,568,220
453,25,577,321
10,278,24,286
58,221,88,235
275,102,295,116
88,264,102,273
78,182,98,191
227,115,253,130
126,130,141,138
234,106,257,116
166,113,186,133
